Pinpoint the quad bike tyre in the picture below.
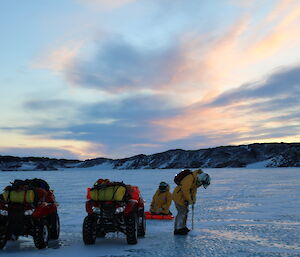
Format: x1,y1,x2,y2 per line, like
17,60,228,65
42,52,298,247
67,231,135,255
96,222,106,238
33,220,49,249
126,214,138,245
83,216,97,245
0,226,7,250
49,212,60,240
137,210,146,237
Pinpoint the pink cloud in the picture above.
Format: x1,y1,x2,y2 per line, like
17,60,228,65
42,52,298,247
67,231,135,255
33,41,85,72
161,0,300,104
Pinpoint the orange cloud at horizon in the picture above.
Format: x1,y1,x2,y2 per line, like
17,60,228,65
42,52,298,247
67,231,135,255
0,132,106,160
151,97,300,149
151,104,248,142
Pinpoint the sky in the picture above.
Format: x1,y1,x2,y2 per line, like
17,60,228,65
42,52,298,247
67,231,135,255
1,0,300,160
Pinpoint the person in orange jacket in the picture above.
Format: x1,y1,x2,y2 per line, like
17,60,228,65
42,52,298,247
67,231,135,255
172,169,211,235
150,182,172,215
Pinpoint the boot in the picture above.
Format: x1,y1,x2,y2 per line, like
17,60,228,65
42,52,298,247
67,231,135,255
174,228,188,235
183,227,190,233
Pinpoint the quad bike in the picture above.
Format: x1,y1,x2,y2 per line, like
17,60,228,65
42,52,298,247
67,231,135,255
0,179,60,250
83,183,146,245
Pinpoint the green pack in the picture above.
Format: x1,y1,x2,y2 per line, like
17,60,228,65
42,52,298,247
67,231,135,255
3,190,35,203
90,186,126,201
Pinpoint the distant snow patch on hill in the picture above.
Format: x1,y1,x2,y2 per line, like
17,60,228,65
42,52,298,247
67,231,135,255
246,159,272,168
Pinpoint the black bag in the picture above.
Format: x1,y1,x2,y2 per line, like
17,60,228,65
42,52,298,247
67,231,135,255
10,179,28,190
27,178,50,191
174,169,192,185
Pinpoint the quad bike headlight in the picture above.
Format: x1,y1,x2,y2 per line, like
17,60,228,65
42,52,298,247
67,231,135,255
24,209,35,216
0,210,8,216
92,206,101,214
115,206,125,214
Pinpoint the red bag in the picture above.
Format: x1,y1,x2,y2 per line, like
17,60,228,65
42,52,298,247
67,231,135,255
128,186,140,200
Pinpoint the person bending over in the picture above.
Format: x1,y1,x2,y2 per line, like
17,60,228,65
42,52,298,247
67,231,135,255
173,169,211,235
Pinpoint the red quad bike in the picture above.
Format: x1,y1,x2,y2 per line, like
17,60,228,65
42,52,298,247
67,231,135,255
83,182,146,245
0,179,60,250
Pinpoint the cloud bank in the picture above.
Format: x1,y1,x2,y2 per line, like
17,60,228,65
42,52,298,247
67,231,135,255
64,37,183,93
4,0,300,159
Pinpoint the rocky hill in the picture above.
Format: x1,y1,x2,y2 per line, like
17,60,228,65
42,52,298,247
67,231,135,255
0,156,80,171
1,143,300,171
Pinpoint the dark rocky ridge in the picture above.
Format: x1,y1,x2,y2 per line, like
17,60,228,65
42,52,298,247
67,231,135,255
1,143,300,171
0,156,81,171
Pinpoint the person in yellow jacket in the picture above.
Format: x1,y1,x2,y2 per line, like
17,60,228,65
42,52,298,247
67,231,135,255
173,169,211,235
150,182,172,215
